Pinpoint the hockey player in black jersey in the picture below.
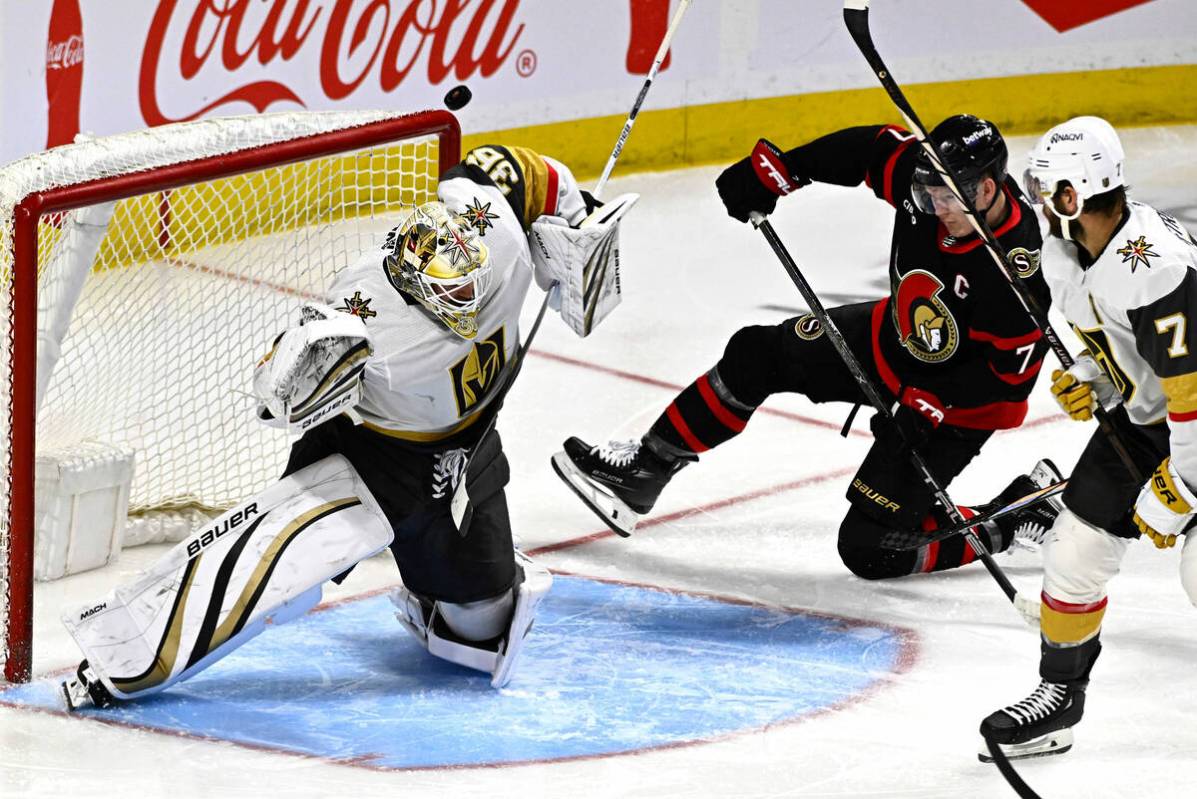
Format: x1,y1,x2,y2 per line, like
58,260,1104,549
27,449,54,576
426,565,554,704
553,115,1061,580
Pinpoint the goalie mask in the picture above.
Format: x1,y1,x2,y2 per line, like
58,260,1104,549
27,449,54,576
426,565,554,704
384,202,491,339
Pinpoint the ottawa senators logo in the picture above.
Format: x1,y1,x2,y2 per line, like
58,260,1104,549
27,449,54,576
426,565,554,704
893,270,959,363
794,314,824,341
1007,247,1042,278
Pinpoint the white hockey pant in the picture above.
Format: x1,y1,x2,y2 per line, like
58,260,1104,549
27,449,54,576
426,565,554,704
61,455,392,701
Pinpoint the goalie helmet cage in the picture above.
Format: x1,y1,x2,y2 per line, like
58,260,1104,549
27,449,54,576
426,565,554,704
0,109,460,682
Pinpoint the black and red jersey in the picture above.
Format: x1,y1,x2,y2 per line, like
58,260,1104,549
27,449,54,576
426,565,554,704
783,125,1049,429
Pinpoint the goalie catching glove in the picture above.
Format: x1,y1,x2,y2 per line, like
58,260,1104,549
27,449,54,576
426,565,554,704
530,193,638,338
253,303,372,431
1051,352,1121,421
1133,457,1197,549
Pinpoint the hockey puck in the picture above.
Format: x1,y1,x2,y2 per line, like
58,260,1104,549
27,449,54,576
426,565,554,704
443,84,472,111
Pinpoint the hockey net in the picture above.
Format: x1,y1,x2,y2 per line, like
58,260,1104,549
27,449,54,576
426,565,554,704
0,109,459,682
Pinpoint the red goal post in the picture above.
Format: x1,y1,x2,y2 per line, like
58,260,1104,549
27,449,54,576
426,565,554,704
1,109,460,682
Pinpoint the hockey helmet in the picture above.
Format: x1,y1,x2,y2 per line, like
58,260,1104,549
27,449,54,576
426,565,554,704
384,202,491,339
1023,116,1125,215
911,114,1008,214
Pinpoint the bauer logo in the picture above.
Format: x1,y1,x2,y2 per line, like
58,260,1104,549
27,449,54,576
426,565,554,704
186,503,260,558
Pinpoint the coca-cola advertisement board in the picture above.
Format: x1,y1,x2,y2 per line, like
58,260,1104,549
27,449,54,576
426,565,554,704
0,0,1194,165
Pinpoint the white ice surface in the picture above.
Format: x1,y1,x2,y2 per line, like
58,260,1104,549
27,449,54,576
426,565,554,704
4,126,1197,798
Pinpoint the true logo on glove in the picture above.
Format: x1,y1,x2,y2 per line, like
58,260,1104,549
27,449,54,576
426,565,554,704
751,139,794,196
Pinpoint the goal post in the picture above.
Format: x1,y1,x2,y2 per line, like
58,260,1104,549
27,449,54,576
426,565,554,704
1,109,460,682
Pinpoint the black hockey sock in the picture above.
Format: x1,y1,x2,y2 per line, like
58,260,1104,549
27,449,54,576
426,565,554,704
649,367,755,454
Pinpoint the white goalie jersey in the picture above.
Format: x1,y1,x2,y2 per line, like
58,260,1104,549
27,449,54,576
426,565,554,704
1043,199,1197,481
325,146,589,442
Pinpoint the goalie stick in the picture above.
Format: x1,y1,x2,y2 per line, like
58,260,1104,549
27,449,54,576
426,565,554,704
841,0,1140,483
450,0,693,536
749,204,1034,616
880,479,1067,551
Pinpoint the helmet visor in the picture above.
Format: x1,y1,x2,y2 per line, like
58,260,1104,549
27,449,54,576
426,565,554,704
911,177,978,215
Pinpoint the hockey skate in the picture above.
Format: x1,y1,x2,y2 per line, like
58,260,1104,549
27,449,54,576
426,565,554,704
60,659,116,712
978,678,1085,761
550,435,692,537
995,459,1064,553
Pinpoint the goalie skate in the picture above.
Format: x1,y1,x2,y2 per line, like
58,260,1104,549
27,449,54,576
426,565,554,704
551,448,643,537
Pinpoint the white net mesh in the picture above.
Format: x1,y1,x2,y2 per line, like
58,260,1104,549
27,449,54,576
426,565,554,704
0,110,451,680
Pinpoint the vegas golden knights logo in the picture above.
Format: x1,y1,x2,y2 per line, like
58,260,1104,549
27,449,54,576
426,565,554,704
450,327,507,416
893,269,959,363
1072,324,1136,403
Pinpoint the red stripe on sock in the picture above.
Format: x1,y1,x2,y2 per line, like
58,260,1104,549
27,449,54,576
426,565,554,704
920,540,940,573
696,375,747,433
1041,592,1108,614
666,404,708,453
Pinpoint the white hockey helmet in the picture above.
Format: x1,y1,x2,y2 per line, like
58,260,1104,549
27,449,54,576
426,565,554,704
1023,116,1125,214
384,202,491,339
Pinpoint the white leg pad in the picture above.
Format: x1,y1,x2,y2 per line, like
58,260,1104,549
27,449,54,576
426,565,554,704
60,454,392,701
1042,509,1128,603
1181,533,1197,607
492,550,552,688
390,550,552,687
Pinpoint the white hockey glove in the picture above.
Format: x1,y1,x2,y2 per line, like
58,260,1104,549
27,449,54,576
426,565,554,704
1050,352,1121,421
253,303,372,432
1133,457,1197,549
529,193,638,338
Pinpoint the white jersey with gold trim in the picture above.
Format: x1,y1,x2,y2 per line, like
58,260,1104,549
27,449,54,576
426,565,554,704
324,146,587,442
1043,199,1197,479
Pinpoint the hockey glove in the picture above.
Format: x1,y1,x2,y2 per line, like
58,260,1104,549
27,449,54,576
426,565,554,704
1133,457,1197,548
715,139,811,223
899,386,946,429
1051,352,1121,421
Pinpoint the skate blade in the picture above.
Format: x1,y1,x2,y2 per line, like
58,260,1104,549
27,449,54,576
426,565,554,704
551,451,640,537
978,728,1073,762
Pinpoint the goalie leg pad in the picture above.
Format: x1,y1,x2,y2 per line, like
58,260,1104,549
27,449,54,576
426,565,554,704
389,550,552,687
60,454,392,704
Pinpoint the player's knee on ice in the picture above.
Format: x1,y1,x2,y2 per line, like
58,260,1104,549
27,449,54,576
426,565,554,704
836,508,917,580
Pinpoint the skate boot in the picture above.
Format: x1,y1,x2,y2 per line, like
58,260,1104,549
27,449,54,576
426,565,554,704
979,678,1085,761
551,434,694,537
60,659,116,712
991,459,1064,552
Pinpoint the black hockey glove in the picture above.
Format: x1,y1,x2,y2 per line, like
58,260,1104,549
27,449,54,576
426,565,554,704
715,139,811,223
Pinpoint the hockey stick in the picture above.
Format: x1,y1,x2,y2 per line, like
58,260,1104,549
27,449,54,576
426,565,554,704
594,0,694,195
841,0,1141,483
750,209,1032,614
983,734,1044,799
451,0,693,535
881,480,1067,551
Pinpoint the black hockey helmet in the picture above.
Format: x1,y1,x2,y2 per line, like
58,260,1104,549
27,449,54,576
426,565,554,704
911,114,1008,213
